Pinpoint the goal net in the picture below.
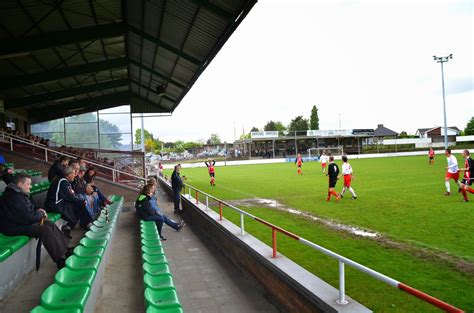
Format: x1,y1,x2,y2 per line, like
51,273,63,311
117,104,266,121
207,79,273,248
308,146,344,158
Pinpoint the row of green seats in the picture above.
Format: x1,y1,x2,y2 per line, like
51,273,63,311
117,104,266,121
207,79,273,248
31,181,50,194
140,220,183,313
31,195,124,312
13,169,42,176
0,210,64,262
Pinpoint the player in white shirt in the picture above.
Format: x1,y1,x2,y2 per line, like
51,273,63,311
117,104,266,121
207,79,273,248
338,155,357,199
444,149,460,195
320,152,328,173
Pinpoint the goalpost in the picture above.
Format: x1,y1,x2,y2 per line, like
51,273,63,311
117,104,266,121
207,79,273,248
308,146,344,158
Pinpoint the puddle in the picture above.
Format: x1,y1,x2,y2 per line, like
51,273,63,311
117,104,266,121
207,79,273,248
228,198,379,239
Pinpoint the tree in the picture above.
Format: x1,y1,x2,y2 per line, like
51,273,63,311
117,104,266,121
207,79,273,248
250,127,259,132
134,128,154,144
264,121,286,132
144,138,156,153
399,131,408,138
464,117,474,135
207,133,221,144
310,105,319,130
288,116,309,132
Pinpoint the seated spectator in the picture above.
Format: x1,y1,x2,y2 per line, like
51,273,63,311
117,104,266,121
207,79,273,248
135,184,184,240
0,173,71,269
73,167,99,220
0,162,14,185
48,156,69,182
45,166,93,235
83,183,100,219
84,167,112,206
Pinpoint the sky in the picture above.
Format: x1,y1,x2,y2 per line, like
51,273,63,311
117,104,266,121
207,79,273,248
135,0,473,143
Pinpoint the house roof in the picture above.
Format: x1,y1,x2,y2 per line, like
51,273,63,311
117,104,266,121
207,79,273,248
374,124,398,137
0,0,257,123
416,126,461,134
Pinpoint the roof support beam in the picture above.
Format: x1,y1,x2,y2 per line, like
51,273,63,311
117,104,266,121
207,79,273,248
129,59,186,89
0,57,128,91
0,22,127,56
190,0,234,21
130,79,177,103
5,79,129,109
128,25,202,65
28,92,130,122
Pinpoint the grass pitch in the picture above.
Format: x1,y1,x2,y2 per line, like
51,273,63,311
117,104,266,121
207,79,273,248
166,155,474,312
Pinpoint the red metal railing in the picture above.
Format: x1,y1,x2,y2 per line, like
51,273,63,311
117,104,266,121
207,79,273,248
178,181,464,312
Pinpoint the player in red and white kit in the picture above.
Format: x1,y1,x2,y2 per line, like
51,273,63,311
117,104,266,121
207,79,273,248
428,147,435,165
338,155,357,200
295,153,303,175
444,149,459,196
320,152,328,173
205,158,216,186
459,150,474,202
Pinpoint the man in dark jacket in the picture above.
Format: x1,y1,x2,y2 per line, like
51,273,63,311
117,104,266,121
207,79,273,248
171,165,183,213
0,173,70,269
136,184,184,240
47,156,69,182
45,166,92,234
326,156,341,202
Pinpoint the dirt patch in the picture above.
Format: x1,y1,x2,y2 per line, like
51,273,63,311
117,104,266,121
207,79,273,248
219,198,474,277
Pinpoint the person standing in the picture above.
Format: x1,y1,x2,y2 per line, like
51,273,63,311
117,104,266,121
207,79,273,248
171,165,183,213
295,153,303,175
205,158,216,186
428,147,435,165
320,152,328,173
444,149,459,196
338,155,357,199
47,155,69,182
459,150,473,202
326,156,341,202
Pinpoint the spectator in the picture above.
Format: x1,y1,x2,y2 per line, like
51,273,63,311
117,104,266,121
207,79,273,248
135,184,184,240
45,166,93,235
83,183,100,219
72,166,87,195
171,165,183,213
84,166,112,206
0,162,14,185
158,161,164,178
0,173,71,269
77,157,86,169
48,156,69,182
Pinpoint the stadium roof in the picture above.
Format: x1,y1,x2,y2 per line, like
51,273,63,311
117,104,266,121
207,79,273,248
0,0,257,123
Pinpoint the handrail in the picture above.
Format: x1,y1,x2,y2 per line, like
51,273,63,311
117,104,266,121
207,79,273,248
0,132,146,183
177,180,464,312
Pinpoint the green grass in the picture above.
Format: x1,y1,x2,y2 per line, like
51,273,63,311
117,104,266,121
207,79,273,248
166,155,474,311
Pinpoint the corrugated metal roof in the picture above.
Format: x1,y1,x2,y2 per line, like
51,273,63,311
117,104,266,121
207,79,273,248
0,0,257,122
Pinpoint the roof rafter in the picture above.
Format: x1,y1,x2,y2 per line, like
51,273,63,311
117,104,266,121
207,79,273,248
0,57,128,91
5,79,129,109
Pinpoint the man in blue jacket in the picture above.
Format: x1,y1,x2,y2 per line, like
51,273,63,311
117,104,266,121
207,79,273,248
171,164,183,213
0,173,71,269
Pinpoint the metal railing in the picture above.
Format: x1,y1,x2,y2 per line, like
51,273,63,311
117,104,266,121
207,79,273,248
175,180,463,312
0,132,146,186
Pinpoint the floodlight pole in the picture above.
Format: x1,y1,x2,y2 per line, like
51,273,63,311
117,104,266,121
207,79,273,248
433,54,452,149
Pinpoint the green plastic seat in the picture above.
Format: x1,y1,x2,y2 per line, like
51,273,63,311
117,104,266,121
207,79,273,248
0,247,12,261
89,224,112,233
40,284,90,310
66,255,100,271
146,306,183,313
145,288,181,309
142,239,162,247
55,267,96,287
144,273,174,290
143,263,171,276
85,230,111,240
47,213,61,222
0,235,29,252
142,253,167,265
141,233,159,241
93,220,114,228
31,306,81,313
73,245,105,258
80,237,108,248
142,246,165,256
142,228,158,235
